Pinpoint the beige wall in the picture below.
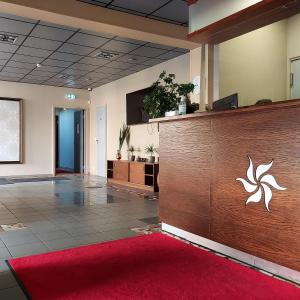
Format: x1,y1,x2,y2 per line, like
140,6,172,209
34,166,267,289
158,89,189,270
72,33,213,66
89,53,190,175
0,81,89,177
219,20,287,107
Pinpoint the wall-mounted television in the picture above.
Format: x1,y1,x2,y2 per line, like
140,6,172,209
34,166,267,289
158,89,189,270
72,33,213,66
126,87,152,125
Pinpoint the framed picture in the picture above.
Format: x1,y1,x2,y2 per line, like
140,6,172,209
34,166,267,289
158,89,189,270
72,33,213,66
0,97,23,164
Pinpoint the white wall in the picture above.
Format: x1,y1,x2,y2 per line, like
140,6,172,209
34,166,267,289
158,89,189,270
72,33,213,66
189,0,261,33
0,81,89,177
89,53,190,175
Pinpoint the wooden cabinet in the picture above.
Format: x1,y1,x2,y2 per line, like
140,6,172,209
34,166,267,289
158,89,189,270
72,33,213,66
107,160,159,192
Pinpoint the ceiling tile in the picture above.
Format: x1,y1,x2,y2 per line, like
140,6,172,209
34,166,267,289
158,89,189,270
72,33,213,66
114,36,146,45
30,25,75,41
79,0,111,7
116,54,148,64
20,78,45,84
24,74,52,80
10,35,26,46
30,70,57,77
0,12,36,23
17,46,53,58
2,66,29,74
105,60,134,70
0,59,7,66
108,74,122,81
152,0,188,23
110,0,169,14
71,63,98,71
108,6,145,16
23,37,62,51
79,29,115,39
0,52,12,60
37,65,64,73
67,32,109,48
87,72,108,80
61,68,89,76
43,58,73,68
174,47,189,53
0,71,23,79
130,46,168,58
128,64,148,72
157,51,183,60
146,43,175,51
11,54,42,64
0,43,18,53
38,22,77,31
79,56,109,66
58,43,95,55
119,69,136,76
95,66,118,74
49,52,82,62
0,18,36,35
143,58,165,66
101,39,140,54
7,60,36,69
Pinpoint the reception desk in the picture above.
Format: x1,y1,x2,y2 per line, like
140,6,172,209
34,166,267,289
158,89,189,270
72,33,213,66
152,100,300,272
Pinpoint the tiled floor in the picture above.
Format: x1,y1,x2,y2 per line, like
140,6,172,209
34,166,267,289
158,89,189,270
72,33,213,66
0,175,158,299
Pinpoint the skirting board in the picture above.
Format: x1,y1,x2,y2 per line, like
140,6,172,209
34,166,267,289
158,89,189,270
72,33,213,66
162,223,300,284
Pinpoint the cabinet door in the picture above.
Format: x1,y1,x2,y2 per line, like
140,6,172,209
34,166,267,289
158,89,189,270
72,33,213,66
114,161,129,181
130,163,145,185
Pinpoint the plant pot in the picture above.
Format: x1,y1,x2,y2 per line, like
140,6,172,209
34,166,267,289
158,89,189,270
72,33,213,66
149,156,155,163
165,110,178,117
116,150,122,160
130,155,135,162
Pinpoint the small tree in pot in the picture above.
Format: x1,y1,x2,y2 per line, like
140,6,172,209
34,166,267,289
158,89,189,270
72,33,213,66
145,144,157,163
117,124,130,160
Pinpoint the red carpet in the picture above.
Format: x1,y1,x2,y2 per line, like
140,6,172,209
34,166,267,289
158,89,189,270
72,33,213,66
8,233,299,300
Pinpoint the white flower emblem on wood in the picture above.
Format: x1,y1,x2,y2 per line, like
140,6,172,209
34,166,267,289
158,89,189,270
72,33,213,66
236,156,287,211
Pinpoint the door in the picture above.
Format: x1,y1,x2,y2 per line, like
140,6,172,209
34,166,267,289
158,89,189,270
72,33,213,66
74,110,84,173
291,59,300,99
96,106,107,177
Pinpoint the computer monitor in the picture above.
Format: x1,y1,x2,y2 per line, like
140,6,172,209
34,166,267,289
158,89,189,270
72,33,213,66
212,93,238,111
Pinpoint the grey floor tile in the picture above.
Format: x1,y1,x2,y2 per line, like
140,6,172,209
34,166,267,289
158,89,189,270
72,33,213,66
0,286,27,299
8,242,49,258
36,230,71,242
0,247,11,260
43,237,79,251
0,260,9,273
0,231,40,247
0,271,18,289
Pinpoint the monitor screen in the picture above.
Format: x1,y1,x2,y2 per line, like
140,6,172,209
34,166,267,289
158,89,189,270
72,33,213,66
213,93,238,111
126,87,152,125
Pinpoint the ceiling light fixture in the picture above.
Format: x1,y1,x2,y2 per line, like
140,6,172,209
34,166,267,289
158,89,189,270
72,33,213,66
94,50,119,60
128,57,137,62
36,63,42,68
0,33,18,44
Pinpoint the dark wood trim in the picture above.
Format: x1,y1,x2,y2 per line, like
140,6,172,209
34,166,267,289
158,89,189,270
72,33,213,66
0,97,23,164
150,99,300,123
188,0,300,44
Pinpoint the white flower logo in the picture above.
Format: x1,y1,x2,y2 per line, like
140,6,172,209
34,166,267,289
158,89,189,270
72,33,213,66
236,156,287,211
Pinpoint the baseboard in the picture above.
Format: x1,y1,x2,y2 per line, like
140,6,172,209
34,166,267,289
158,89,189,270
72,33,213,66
162,223,300,284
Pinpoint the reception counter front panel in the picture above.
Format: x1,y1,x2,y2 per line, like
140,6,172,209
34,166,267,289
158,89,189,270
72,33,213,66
156,100,300,271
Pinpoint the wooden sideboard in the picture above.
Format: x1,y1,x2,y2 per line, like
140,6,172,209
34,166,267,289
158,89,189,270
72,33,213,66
152,100,300,272
107,160,159,192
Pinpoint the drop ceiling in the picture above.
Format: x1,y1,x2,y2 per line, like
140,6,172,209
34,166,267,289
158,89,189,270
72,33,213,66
0,12,189,90
78,0,189,26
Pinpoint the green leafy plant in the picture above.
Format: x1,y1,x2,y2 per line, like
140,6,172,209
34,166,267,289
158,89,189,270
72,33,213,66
145,144,157,156
144,71,180,118
144,71,196,118
118,124,130,151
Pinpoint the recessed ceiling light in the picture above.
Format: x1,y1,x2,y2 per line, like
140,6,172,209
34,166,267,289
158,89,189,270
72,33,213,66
94,50,119,60
128,57,137,62
88,88,92,91
0,33,18,44
36,63,42,68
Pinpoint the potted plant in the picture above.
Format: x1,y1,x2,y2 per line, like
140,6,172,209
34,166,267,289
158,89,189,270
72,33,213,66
144,71,198,118
144,71,180,118
117,124,130,160
145,144,157,163
128,145,136,161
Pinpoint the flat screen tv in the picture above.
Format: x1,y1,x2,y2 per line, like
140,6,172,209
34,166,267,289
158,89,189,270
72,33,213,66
212,93,238,111
126,87,152,125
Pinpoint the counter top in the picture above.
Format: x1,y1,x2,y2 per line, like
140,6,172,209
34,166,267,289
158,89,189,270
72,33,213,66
149,99,300,123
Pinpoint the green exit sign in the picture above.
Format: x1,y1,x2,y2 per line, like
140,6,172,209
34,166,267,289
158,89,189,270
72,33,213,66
65,93,76,100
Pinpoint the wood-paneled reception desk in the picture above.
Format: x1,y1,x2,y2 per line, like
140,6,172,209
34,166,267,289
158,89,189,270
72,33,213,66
151,100,300,272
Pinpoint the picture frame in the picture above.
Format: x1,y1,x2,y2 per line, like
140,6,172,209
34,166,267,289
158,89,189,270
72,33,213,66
0,97,23,164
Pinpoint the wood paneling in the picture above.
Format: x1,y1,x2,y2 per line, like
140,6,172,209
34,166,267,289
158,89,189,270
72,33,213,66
130,162,145,185
188,0,300,44
158,99,300,271
113,161,129,181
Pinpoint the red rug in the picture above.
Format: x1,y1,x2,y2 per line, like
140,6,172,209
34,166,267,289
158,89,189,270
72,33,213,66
8,233,299,300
